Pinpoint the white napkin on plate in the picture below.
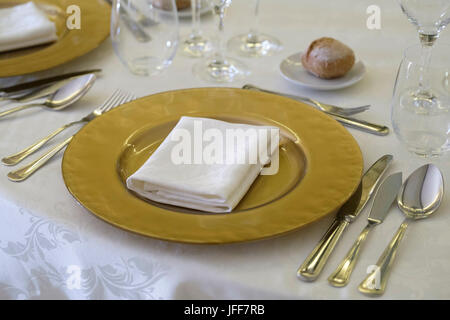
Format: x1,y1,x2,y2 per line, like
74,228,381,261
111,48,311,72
0,2,57,53
126,116,279,213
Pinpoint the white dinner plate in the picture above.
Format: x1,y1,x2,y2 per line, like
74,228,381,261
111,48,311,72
279,52,366,91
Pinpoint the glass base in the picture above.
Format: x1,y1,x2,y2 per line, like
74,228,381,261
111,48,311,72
181,34,212,58
193,56,250,83
405,139,448,157
126,56,172,76
227,33,283,57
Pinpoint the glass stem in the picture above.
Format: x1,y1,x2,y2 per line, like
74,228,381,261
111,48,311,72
417,33,438,97
214,6,226,64
248,0,260,42
191,0,201,39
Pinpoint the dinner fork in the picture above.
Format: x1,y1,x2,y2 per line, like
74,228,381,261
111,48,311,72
7,90,136,182
2,89,132,166
242,84,370,116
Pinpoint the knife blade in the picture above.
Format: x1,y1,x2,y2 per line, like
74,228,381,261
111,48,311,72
6,73,97,103
0,69,102,95
368,172,403,223
327,172,402,287
297,154,393,281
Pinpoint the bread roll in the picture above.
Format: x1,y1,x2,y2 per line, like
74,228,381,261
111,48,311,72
301,37,355,79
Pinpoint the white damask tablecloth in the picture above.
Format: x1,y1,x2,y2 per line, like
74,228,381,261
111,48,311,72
0,0,449,299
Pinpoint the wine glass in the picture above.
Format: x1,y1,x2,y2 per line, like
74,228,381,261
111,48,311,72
391,44,450,157
192,0,250,83
181,0,212,57
398,0,450,104
227,0,282,57
111,0,179,76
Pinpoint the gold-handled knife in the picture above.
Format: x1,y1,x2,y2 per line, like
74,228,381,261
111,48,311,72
297,154,393,281
328,172,403,287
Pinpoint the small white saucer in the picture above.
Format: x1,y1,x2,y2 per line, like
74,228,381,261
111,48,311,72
279,52,366,91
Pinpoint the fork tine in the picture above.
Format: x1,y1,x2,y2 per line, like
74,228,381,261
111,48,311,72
103,90,127,113
98,89,122,112
124,92,136,104
101,90,136,114
115,90,131,106
119,91,135,105
339,105,371,116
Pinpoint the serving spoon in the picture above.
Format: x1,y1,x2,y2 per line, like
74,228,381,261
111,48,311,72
359,163,444,296
0,74,96,119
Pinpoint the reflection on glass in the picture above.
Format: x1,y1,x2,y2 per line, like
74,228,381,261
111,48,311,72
391,44,450,157
111,0,179,76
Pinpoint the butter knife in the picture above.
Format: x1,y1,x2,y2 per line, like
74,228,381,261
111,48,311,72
328,172,402,287
297,154,393,281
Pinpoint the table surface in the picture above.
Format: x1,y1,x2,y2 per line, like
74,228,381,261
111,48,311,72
0,0,449,299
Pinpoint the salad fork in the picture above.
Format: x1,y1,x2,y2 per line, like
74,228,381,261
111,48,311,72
3,89,134,166
7,90,136,182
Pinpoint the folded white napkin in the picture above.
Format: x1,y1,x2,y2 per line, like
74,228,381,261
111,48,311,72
126,116,279,213
0,2,57,53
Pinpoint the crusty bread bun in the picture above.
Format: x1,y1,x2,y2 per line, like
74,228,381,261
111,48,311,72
153,0,190,11
301,37,355,79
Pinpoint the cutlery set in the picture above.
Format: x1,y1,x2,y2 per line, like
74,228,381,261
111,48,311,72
0,70,135,181
1,73,444,296
297,156,444,296
0,73,390,181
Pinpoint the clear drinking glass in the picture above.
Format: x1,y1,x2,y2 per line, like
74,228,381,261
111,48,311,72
398,0,450,105
227,0,282,57
391,44,450,157
192,0,250,83
111,0,179,76
181,0,212,57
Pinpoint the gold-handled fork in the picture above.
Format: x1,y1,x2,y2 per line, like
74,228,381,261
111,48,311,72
6,90,136,182
3,89,133,166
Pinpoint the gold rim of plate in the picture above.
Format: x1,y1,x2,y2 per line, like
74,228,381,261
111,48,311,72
62,88,363,244
0,0,110,77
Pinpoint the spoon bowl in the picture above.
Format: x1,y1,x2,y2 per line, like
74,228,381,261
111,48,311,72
42,74,97,110
397,164,444,220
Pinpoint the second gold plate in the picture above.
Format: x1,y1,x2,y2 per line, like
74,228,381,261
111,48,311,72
0,0,110,77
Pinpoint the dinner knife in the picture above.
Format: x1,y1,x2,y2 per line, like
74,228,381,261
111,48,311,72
297,154,393,281
327,172,402,287
0,69,102,95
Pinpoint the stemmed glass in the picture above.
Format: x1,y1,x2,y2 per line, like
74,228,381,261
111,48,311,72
111,0,179,76
181,0,212,57
398,0,450,105
391,44,449,157
227,0,282,57
193,0,250,83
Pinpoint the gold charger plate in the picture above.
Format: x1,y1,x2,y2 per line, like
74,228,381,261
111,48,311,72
62,88,363,244
0,0,110,77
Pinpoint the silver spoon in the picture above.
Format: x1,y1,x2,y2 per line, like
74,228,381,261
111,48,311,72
359,163,444,296
0,74,96,119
